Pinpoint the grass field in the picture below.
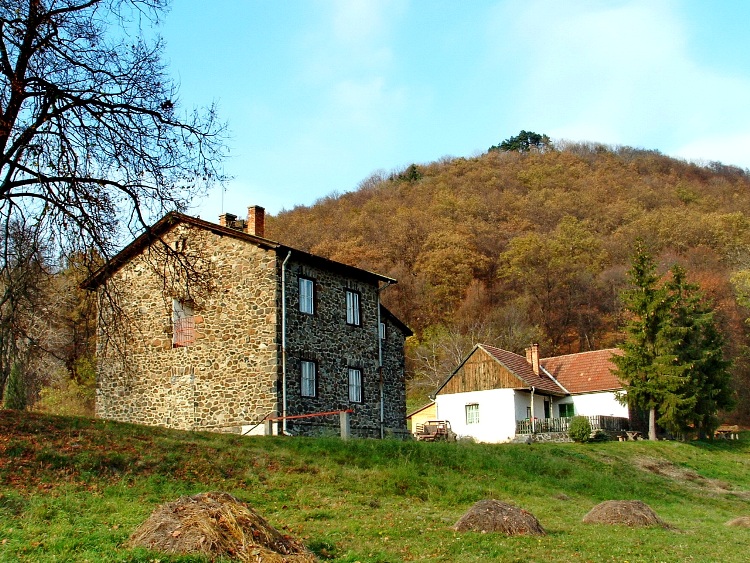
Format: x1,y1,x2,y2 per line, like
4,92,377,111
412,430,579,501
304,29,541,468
1,410,749,562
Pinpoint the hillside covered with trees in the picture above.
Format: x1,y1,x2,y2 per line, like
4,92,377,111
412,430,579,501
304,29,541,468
266,140,750,422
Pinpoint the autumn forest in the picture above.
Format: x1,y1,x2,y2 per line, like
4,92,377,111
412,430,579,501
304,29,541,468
266,141,750,422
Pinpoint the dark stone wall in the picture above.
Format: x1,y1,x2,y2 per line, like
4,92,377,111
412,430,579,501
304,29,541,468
281,258,409,438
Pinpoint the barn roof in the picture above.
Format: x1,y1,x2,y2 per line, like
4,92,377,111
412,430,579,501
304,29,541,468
541,348,623,394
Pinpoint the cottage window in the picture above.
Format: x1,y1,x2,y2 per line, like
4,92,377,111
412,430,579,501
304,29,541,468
346,290,361,326
379,321,386,340
465,403,479,425
299,277,314,314
348,368,362,403
172,299,195,348
301,360,317,397
559,403,574,418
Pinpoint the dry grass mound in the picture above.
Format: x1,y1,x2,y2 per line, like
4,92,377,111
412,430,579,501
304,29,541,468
452,499,546,536
128,491,316,562
582,500,668,528
726,516,750,528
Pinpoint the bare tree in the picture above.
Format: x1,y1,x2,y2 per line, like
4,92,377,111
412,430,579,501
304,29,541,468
0,1,225,401
0,0,225,261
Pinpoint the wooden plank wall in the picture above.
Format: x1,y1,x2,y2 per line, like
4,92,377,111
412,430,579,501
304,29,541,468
440,349,521,394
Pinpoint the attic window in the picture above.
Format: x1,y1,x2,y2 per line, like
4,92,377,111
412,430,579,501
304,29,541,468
172,299,195,348
172,238,187,252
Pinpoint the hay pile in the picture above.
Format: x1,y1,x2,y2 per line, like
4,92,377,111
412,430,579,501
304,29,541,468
452,499,546,536
582,500,668,528
726,516,750,528
128,491,316,562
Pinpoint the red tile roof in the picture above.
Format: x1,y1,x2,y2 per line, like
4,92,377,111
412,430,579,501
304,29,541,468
540,348,623,394
481,344,566,395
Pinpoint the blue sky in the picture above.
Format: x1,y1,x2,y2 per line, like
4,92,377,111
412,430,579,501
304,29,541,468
158,0,750,220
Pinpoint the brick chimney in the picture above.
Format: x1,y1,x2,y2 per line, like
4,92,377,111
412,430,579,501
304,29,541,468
246,205,265,237
525,343,540,375
219,213,236,228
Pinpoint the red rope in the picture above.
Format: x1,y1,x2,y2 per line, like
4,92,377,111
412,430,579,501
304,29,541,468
267,409,353,422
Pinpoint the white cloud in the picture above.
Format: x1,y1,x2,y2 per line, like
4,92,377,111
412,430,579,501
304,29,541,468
486,0,750,163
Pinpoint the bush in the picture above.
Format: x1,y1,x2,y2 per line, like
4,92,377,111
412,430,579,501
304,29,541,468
568,416,592,443
3,363,27,410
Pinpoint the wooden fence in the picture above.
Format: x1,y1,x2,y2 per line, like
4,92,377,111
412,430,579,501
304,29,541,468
516,415,629,435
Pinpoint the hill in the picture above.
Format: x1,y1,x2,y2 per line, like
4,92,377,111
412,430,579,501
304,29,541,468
265,142,750,419
1,411,750,561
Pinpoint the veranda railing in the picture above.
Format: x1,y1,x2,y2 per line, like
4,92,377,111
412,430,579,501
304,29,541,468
516,415,629,435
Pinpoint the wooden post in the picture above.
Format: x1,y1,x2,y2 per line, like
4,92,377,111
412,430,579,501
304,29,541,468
340,411,351,440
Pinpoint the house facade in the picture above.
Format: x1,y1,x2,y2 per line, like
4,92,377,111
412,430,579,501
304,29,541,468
434,344,628,443
85,206,411,438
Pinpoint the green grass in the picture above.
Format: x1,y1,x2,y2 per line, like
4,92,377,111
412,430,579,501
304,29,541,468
1,411,749,562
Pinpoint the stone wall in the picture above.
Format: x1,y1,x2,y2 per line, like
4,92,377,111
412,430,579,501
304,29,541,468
282,258,409,438
96,223,279,431
96,218,409,439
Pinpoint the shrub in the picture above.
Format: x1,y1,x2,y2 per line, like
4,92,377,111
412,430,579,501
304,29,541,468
3,363,27,410
568,416,592,443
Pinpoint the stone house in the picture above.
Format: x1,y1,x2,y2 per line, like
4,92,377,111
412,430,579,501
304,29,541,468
84,206,412,438
434,344,628,443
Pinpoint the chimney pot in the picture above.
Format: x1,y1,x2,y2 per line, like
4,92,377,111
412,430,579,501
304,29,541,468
219,213,236,228
247,205,265,238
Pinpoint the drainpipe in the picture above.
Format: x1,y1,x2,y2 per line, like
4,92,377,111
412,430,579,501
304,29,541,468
530,386,536,434
281,251,292,436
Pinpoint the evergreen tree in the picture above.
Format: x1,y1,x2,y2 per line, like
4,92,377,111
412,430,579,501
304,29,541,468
611,242,672,440
613,246,735,440
3,363,26,410
663,266,733,438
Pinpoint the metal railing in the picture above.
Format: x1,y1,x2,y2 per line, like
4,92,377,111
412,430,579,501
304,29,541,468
516,415,629,435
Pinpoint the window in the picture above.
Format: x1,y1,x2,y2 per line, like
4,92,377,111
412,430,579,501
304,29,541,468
465,403,479,425
348,368,362,403
379,321,386,340
346,290,360,326
559,403,575,418
299,277,314,314
172,299,195,348
301,360,316,397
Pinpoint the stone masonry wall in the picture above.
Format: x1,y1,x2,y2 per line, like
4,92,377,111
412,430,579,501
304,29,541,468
96,223,279,431
282,258,409,438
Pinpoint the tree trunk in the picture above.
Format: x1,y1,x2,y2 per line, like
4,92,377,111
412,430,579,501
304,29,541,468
648,407,657,440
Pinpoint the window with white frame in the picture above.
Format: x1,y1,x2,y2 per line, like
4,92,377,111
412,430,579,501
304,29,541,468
346,290,360,326
348,368,362,403
299,277,314,314
465,403,479,425
379,321,386,340
172,299,195,348
301,360,316,397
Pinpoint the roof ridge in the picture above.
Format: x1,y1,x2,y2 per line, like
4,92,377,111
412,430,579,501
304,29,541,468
541,348,619,361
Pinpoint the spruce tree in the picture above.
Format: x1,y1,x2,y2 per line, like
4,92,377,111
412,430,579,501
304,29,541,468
663,266,733,438
613,246,734,440
611,243,672,440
